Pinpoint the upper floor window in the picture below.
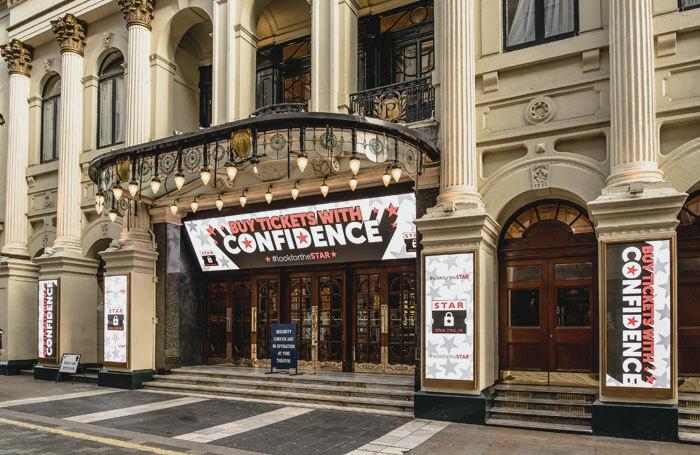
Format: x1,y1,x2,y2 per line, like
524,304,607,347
41,75,61,163
680,0,700,10
256,38,311,109
504,0,578,51
98,52,125,148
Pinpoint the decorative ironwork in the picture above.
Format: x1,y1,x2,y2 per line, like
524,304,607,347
250,103,307,118
350,77,434,124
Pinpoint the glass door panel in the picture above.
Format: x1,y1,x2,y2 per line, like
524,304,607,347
355,273,381,364
388,272,416,365
318,275,343,362
231,282,252,359
256,278,279,359
207,283,227,360
290,276,313,361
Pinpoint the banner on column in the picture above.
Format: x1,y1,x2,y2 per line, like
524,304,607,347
104,274,129,367
603,239,674,398
423,252,476,388
38,279,59,363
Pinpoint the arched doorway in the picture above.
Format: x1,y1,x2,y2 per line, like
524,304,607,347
678,190,700,377
498,200,598,384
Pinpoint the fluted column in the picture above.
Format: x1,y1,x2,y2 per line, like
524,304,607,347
436,0,480,205
117,0,154,146
0,40,33,257
607,0,663,186
50,14,87,256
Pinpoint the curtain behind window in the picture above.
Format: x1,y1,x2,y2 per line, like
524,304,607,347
42,99,55,162
507,0,536,47
99,79,113,147
681,0,700,8
545,0,575,38
114,75,125,144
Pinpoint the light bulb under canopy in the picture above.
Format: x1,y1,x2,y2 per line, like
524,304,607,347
349,155,361,175
112,183,123,201
128,180,139,197
297,153,308,173
174,172,185,190
320,180,329,198
390,162,402,183
226,162,238,181
95,192,105,206
95,203,103,215
170,201,178,215
382,171,391,187
349,176,358,191
265,188,273,204
216,195,224,211
108,209,118,223
200,167,212,186
239,193,247,208
291,184,300,200
150,177,161,194
190,200,199,213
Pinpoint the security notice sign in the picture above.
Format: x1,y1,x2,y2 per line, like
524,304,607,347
104,275,128,366
38,279,59,362
604,239,673,397
184,193,416,271
424,252,476,387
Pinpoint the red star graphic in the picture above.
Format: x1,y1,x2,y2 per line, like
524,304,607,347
331,251,337,258
207,226,216,236
627,316,639,326
385,203,399,217
391,222,397,228
626,265,638,275
296,232,309,244
213,240,218,245
372,207,378,214
241,237,253,249
265,256,271,262
645,375,657,384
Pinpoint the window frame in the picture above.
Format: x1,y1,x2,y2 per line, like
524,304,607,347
679,0,700,11
40,75,61,164
503,0,580,53
97,53,125,149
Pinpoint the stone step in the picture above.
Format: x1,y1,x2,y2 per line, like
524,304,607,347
679,432,700,444
679,419,700,435
144,381,414,413
142,388,414,419
169,367,414,391
679,408,700,417
152,374,414,400
493,384,596,402
486,418,592,434
493,395,592,412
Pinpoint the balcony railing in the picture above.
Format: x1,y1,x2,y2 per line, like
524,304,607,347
350,77,434,124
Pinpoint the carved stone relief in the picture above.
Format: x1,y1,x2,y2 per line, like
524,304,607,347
530,163,550,189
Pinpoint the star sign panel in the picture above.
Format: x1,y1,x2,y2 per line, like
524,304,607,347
104,275,128,366
604,239,673,397
424,252,475,385
185,193,417,271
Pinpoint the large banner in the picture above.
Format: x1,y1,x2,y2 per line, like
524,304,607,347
185,193,416,271
104,275,128,366
604,240,672,394
424,252,475,386
38,279,59,361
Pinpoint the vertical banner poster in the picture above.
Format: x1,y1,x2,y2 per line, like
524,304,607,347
104,275,128,366
424,252,476,386
38,279,59,362
604,239,672,396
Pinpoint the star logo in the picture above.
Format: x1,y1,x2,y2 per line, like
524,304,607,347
331,251,337,258
627,265,638,275
372,207,378,214
627,316,639,326
391,222,397,228
241,237,253,250
207,226,216,236
296,232,308,244
265,256,271,262
385,203,399,217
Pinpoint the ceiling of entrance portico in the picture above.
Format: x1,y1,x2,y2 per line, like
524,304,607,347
257,0,310,42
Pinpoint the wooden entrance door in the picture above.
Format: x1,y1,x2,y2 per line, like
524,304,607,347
678,191,700,376
500,257,597,373
206,281,252,363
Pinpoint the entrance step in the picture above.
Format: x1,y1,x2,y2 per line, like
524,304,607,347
486,383,596,434
679,393,700,442
143,366,414,417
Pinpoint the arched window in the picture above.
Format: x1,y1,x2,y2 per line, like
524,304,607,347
678,190,700,236
501,199,594,241
98,52,125,148
41,75,61,163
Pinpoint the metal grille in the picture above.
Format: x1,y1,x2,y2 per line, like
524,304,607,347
556,405,586,414
557,393,587,402
504,391,532,398
350,77,434,124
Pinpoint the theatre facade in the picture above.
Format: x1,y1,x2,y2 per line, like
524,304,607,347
1,0,700,444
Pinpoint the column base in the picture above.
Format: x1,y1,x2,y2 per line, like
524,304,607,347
98,369,155,390
414,389,491,424
591,400,678,441
0,359,36,375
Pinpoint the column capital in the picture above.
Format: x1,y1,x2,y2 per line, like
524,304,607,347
0,39,33,76
50,14,88,56
116,0,155,31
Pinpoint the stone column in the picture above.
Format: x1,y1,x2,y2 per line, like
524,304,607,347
51,14,88,256
0,40,40,374
607,0,663,187
34,15,100,376
436,0,480,206
413,1,497,423
117,0,154,146
308,0,358,113
0,40,32,258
